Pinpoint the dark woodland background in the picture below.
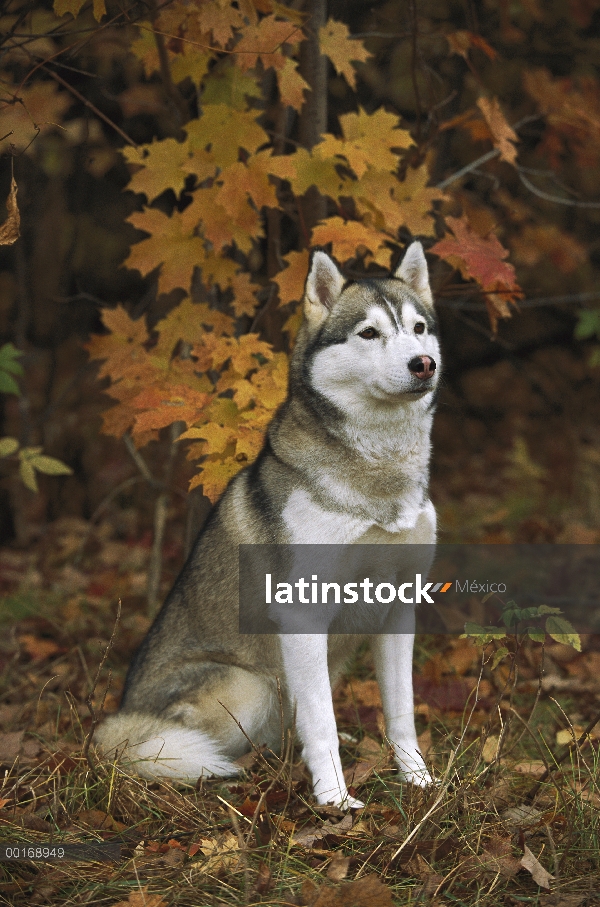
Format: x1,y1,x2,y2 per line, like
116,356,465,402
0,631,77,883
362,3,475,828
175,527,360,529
1,0,600,598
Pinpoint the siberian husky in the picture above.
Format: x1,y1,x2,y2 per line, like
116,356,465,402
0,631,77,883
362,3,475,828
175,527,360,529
96,242,441,808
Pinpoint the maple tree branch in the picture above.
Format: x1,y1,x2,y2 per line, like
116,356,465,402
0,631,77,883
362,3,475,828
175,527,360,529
148,0,188,132
438,290,600,309
436,113,543,189
409,0,423,142
436,148,499,189
517,169,600,208
39,64,138,150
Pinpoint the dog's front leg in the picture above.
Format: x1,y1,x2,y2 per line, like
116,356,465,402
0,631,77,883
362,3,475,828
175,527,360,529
371,618,432,787
279,633,363,809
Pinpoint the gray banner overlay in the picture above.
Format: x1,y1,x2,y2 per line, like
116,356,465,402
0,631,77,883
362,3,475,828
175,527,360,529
238,544,600,634
0,843,121,862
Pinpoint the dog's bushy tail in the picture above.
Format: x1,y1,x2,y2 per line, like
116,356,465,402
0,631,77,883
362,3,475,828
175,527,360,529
94,712,239,781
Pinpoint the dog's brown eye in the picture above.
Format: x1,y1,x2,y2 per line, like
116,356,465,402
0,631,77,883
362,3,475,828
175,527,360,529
414,322,426,335
358,327,379,340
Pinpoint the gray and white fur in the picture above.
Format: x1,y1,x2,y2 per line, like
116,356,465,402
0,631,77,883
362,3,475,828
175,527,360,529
96,242,441,808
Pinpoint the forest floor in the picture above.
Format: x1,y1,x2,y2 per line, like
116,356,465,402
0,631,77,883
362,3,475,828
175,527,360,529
1,343,599,905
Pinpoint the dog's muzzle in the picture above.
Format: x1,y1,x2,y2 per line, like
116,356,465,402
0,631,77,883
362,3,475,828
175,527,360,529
408,355,436,381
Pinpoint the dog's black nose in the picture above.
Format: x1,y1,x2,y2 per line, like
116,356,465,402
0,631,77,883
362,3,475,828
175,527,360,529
408,355,436,380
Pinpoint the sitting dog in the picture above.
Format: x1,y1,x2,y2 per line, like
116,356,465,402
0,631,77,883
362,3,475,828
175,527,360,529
96,241,440,807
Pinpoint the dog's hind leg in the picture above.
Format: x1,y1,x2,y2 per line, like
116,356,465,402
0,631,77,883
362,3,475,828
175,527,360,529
96,667,280,781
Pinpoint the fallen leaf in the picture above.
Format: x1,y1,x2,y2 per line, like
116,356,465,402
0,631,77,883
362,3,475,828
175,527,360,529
512,760,547,778
520,845,554,889
292,813,353,848
540,893,587,907
111,887,166,907
0,731,24,762
503,805,544,828
481,734,500,763
556,726,584,746
76,809,126,832
18,633,61,661
252,861,273,895
327,855,351,881
300,874,394,907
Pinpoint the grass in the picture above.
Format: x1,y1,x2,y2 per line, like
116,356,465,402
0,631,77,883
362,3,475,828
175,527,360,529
1,590,600,906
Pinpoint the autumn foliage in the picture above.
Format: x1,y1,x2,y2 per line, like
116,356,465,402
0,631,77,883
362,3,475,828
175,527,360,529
64,0,524,500
0,0,598,510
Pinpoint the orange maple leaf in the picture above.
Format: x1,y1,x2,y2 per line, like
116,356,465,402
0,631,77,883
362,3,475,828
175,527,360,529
274,249,310,305
86,306,149,380
277,57,310,110
476,97,518,165
446,30,497,61
312,217,390,266
431,216,522,331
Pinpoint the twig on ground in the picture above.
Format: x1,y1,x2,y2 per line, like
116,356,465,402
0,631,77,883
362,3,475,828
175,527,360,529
82,599,122,775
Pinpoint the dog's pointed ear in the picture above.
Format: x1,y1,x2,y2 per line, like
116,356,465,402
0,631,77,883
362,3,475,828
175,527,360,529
303,250,345,327
395,242,433,308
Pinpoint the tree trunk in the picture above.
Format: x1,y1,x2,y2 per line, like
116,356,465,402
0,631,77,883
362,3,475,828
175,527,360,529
298,0,328,234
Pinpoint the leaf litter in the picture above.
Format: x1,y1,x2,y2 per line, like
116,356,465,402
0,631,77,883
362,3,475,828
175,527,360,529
1,481,600,905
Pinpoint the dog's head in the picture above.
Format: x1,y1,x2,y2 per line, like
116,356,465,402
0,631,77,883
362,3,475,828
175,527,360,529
297,242,440,412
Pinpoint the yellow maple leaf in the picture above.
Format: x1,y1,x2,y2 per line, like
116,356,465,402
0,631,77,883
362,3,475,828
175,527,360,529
391,163,446,236
201,65,263,110
284,147,343,197
234,15,302,72
186,106,268,168
190,456,243,502
123,138,191,202
179,423,235,454
152,298,215,362
277,57,310,110
234,424,267,461
92,0,106,21
170,49,212,86
126,206,205,296
319,19,371,90
200,252,238,292
348,168,400,231
53,0,86,18
336,108,411,178
129,26,160,76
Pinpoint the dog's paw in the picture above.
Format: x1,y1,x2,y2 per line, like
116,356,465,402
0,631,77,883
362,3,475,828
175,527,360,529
398,765,434,787
315,789,365,810
393,747,434,787
319,794,365,809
